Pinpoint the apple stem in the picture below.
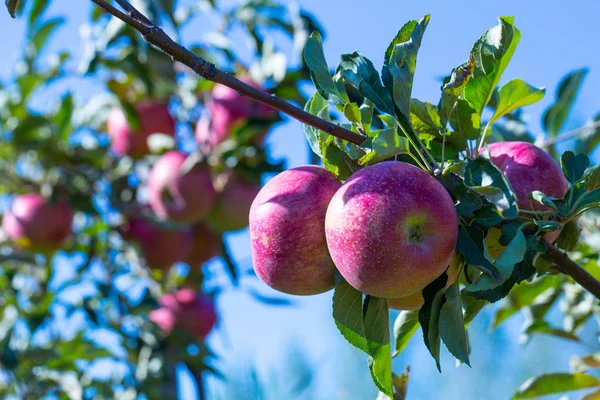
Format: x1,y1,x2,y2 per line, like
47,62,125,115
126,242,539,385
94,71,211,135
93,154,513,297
545,242,600,301
89,0,367,146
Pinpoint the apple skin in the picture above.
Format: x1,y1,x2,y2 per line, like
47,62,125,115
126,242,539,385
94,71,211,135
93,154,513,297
122,218,191,270
249,165,341,295
2,194,73,251
325,161,458,299
107,101,175,158
148,150,216,223
149,289,217,339
206,173,261,233
485,141,569,243
186,224,221,266
388,292,425,311
195,79,277,150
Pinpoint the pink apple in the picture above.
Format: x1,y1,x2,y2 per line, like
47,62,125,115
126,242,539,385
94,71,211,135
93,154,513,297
107,101,175,158
150,289,217,338
2,194,73,251
485,141,569,242
388,292,425,311
325,161,458,298
249,165,341,295
148,150,216,223
195,79,277,150
122,217,191,270
186,223,221,266
206,173,261,233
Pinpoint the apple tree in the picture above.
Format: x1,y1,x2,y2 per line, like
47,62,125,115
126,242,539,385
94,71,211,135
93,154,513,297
0,0,321,397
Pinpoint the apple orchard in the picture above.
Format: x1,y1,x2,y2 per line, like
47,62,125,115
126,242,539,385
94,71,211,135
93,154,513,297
3,0,600,399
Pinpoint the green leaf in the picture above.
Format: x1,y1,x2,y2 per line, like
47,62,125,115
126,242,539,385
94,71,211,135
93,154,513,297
56,92,74,141
576,113,600,154
523,320,580,342
387,15,430,119
338,52,395,115
418,273,448,371
556,220,580,251
392,310,419,357
449,98,480,142
5,0,19,18
343,102,361,123
410,99,442,136
464,156,519,219
543,68,588,137
467,230,526,292
321,136,360,180
439,282,470,366
489,79,545,124
513,373,600,399
304,31,348,105
363,296,393,397
583,165,600,191
561,151,590,184
382,19,417,94
462,292,487,328
438,60,474,128
456,226,501,282
303,91,330,158
359,129,408,165
31,17,65,54
332,280,367,353
28,0,50,28
529,191,560,214
464,16,521,117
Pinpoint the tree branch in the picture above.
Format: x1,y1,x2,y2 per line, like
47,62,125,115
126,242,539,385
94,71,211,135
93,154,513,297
540,120,600,148
545,242,600,300
90,0,367,145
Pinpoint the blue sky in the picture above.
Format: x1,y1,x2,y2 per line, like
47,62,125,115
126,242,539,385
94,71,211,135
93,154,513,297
1,1,600,399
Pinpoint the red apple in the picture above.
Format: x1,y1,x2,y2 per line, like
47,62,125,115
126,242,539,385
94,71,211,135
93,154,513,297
249,165,341,295
107,101,175,158
195,79,277,150
206,173,261,233
388,292,425,311
149,289,217,338
485,141,569,242
122,217,191,270
148,150,216,223
325,161,458,298
2,194,73,251
186,223,221,266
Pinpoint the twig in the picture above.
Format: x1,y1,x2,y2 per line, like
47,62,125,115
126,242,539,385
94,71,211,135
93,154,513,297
545,242,600,300
541,120,600,148
90,0,367,146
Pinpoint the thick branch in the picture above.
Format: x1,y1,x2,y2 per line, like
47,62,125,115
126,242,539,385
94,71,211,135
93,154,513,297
90,0,367,145
545,242,600,300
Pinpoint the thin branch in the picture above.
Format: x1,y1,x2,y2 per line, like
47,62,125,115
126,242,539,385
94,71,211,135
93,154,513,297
545,242,600,300
541,120,600,148
90,0,367,146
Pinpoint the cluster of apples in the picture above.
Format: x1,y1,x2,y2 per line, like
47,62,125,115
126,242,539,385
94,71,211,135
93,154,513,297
249,141,568,309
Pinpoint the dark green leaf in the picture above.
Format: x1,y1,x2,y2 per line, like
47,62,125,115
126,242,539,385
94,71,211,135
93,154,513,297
418,273,448,371
513,373,600,399
411,99,442,136
576,113,600,154
304,31,348,105
489,79,545,124
382,19,418,94
332,280,367,353
387,15,430,119
438,60,474,128
5,0,19,18
556,220,580,251
464,16,521,117
392,310,419,357
449,99,480,142
561,151,590,184
303,91,330,158
529,191,560,214
457,226,501,281
439,282,470,366
543,68,588,137
583,165,600,191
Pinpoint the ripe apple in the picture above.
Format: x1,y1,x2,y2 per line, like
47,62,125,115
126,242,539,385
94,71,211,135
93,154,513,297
107,101,175,158
325,161,458,299
388,292,425,311
249,165,341,295
148,150,216,223
121,217,191,270
149,289,217,338
186,223,221,266
2,194,73,251
195,78,277,150
206,172,261,233
485,141,569,242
